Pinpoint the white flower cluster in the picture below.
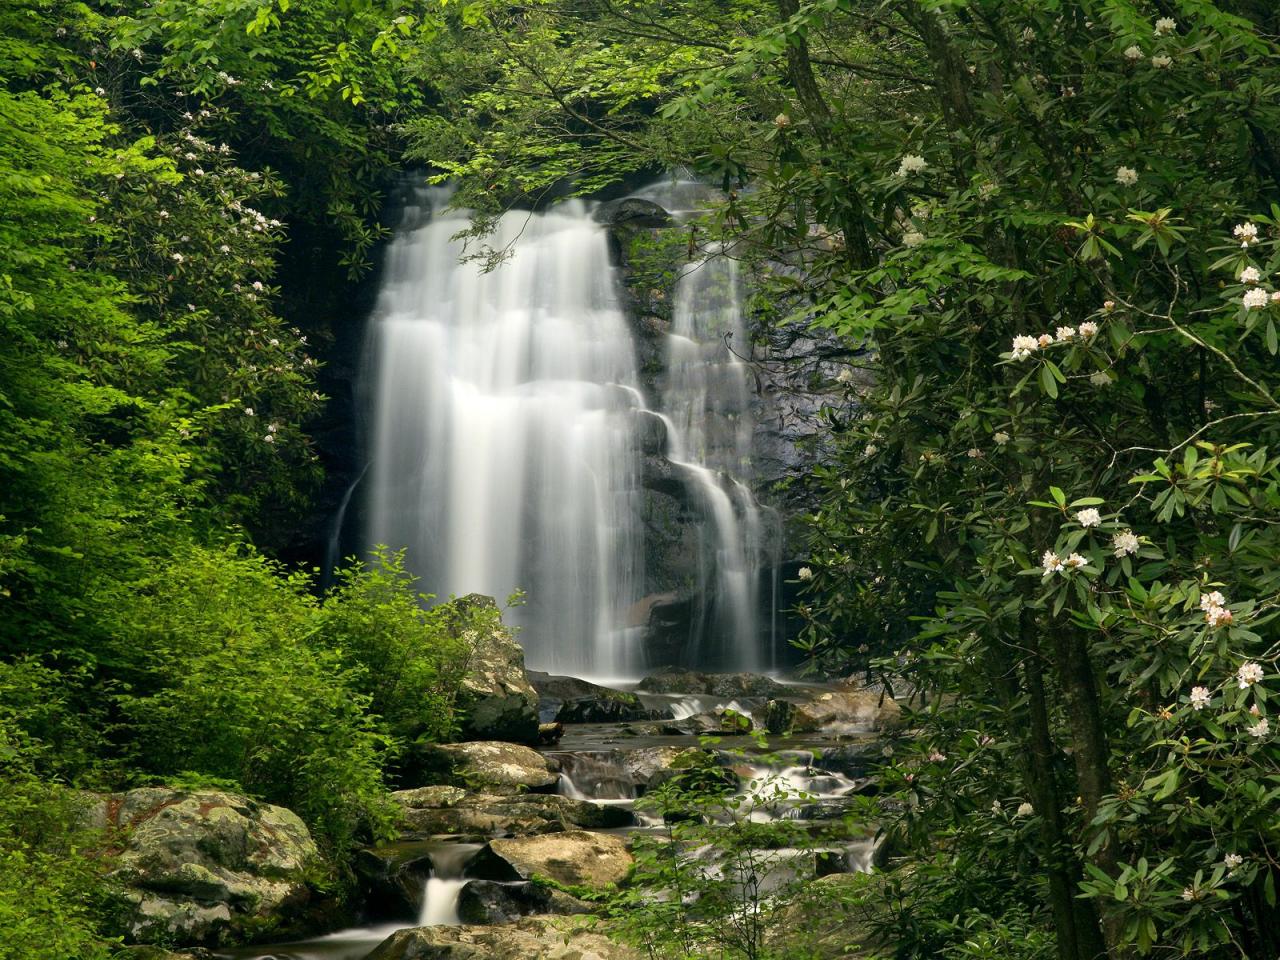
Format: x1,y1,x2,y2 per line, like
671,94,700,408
1234,222,1258,247
1111,529,1139,557
896,154,928,177
1124,45,1144,61
1237,661,1263,688
1201,591,1234,628
1189,685,1210,710
1151,54,1172,69
1154,17,1176,36
1008,322,1096,361
1075,507,1102,528
1115,166,1139,186
1041,550,1087,577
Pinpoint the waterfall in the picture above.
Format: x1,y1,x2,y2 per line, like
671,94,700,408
661,252,764,670
365,188,644,679
362,184,775,678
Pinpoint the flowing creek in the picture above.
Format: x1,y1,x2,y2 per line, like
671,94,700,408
217,682,884,960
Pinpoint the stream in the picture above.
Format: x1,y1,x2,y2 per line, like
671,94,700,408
217,682,883,960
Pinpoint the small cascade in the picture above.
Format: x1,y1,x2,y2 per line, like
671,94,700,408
556,752,637,802
417,842,481,927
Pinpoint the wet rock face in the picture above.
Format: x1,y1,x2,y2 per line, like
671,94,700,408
366,917,639,960
77,788,320,947
393,788,633,841
450,595,541,745
456,880,592,925
469,831,633,888
636,669,792,699
354,841,437,921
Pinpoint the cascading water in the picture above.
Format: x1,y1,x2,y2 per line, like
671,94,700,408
363,183,775,677
660,251,765,669
365,187,645,678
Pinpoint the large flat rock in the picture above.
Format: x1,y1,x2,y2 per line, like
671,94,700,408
469,831,633,888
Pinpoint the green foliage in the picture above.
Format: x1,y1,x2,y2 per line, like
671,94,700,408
316,547,474,763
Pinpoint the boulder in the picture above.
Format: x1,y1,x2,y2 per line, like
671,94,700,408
366,917,639,960
554,691,659,724
457,880,593,924
396,791,633,841
450,595,540,744
594,197,673,228
763,691,901,735
78,788,320,947
406,741,558,795
637,669,791,699
468,831,632,888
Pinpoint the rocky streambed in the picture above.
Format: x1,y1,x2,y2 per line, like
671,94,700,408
191,669,899,960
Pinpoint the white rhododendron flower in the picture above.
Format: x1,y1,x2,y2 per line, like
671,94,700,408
896,154,928,176
1242,288,1269,309
1200,591,1226,610
1189,686,1211,710
1124,45,1144,61
902,230,925,247
1090,371,1112,387
1151,55,1172,69
994,431,1010,445
797,567,813,580
1238,662,1264,688
1224,853,1243,870
1037,333,1054,348
1241,266,1262,284
1234,222,1259,246
1248,717,1270,738
1042,550,1064,576
1155,17,1176,35
1011,335,1039,360
1079,321,1099,337
1111,530,1139,557
1015,802,1034,817
1115,166,1138,185
1075,508,1102,528
1056,326,1076,341
1063,553,1088,570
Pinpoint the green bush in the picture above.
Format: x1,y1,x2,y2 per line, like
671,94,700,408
110,544,396,861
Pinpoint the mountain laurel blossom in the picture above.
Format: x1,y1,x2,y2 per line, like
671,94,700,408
1111,530,1139,556
1115,166,1139,185
1238,662,1264,688
1075,508,1102,527
1189,686,1211,710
